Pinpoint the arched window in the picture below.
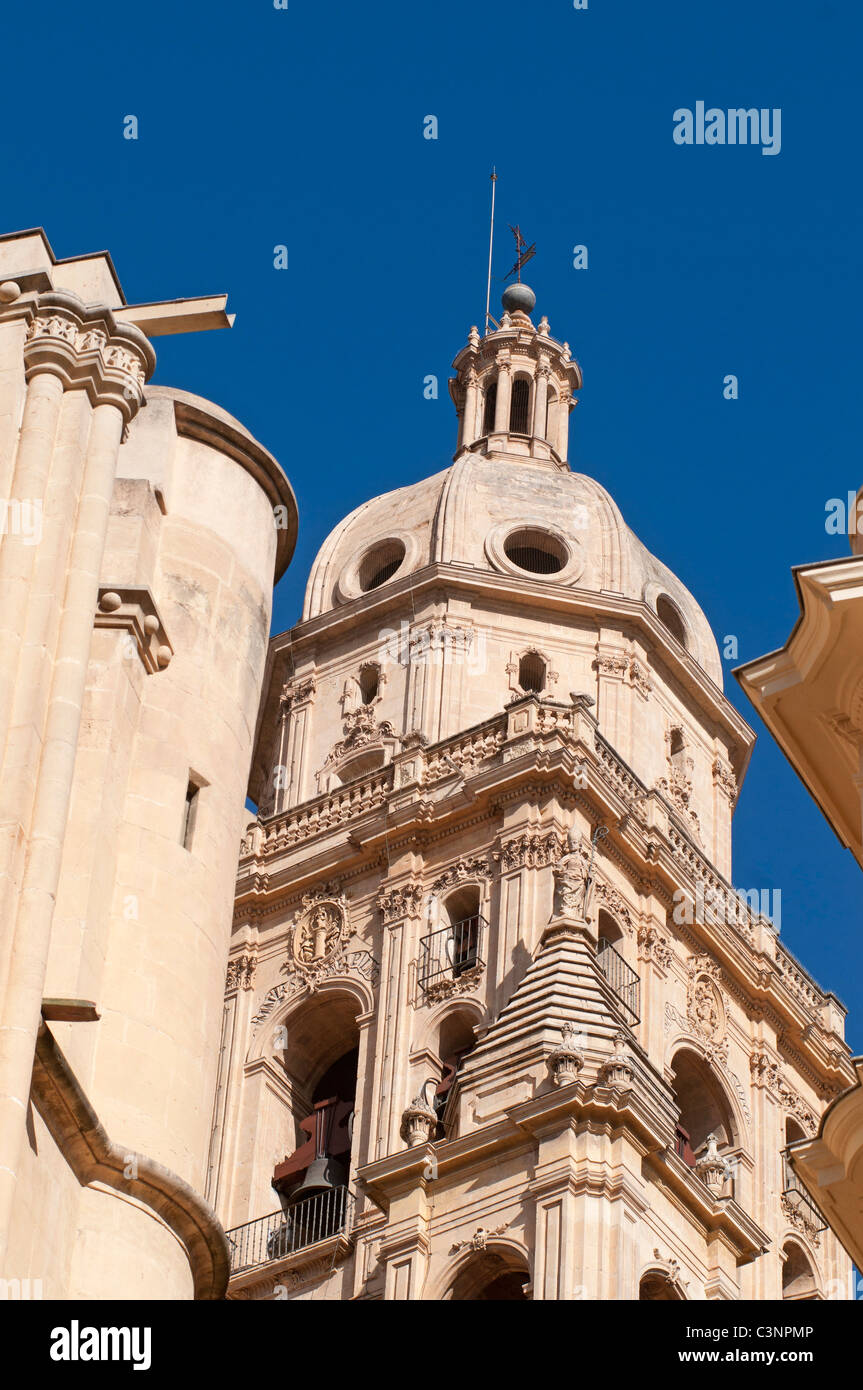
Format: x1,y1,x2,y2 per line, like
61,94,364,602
545,387,557,441
518,651,546,693
597,908,624,950
432,1008,478,1139
442,886,481,977
669,727,686,758
657,595,687,649
482,380,497,434
446,1250,531,1300
509,376,531,434
670,1048,736,1170
359,663,380,705
272,992,360,1211
782,1241,819,1300
639,1271,684,1301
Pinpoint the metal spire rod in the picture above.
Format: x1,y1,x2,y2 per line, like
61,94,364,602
484,168,497,333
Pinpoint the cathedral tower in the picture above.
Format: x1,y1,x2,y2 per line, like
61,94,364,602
219,281,854,1301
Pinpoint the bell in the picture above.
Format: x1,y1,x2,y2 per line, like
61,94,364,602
288,1154,347,1203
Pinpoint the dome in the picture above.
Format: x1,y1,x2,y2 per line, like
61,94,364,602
302,450,722,687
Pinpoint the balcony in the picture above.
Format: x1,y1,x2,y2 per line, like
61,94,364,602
782,1157,827,1240
226,1186,354,1278
418,915,487,1001
597,936,640,1025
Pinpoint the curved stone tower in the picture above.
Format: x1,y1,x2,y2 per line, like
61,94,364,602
0,229,297,1299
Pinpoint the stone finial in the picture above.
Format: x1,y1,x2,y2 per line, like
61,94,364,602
598,1030,634,1088
546,1020,585,1087
694,1133,727,1192
400,1079,438,1149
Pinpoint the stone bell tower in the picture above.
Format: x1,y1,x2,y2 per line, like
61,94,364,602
219,277,854,1303
449,281,582,465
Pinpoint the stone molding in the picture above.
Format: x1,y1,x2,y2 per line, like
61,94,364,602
31,1023,228,1300
95,587,172,673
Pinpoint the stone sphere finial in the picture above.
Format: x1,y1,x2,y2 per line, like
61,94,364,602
501,282,536,315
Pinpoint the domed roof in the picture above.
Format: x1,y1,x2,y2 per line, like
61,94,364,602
302,449,722,687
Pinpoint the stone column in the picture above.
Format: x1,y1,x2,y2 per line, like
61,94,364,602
460,368,479,449
493,360,512,434
555,387,572,460
0,292,152,1267
532,362,549,439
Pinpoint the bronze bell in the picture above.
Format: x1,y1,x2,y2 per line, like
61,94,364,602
288,1154,347,1203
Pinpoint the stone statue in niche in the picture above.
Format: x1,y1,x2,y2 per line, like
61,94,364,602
552,828,590,918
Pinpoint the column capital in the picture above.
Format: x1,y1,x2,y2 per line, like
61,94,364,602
21,290,155,423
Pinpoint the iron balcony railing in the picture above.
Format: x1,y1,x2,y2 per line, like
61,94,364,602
226,1186,353,1275
597,937,640,1025
782,1157,827,1233
418,914,487,994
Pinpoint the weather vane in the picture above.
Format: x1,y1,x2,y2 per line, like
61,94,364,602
483,172,539,331
502,224,536,284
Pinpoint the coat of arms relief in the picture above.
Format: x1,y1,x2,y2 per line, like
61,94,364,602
291,890,351,968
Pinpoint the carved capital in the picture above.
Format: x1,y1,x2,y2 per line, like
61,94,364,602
24,292,155,422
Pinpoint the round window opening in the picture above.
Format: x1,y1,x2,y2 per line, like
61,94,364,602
503,528,568,576
358,539,406,592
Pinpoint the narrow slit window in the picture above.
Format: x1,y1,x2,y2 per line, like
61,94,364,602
183,778,200,850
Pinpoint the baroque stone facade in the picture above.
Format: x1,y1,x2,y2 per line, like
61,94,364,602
218,280,855,1303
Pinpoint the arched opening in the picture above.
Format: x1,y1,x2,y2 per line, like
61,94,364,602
545,387,557,441
431,1007,478,1139
442,886,482,978
657,595,687,649
782,1240,819,1300
482,380,497,434
518,650,546,693
670,1048,736,1171
509,376,531,434
446,1249,530,1301
640,1271,684,1301
597,908,624,949
669,727,686,758
359,663,380,705
270,992,360,1249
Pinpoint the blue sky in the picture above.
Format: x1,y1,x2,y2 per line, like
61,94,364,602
5,0,861,1047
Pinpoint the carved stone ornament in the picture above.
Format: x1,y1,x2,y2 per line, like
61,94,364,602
651,1249,690,1295
597,1030,634,1088
226,953,257,992
712,755,738,804
324,706,395,769
546,1020,585,1087
449,1222,510,1255
781,1193,822,1247
637,923,674,969
694,1133,728,1192
686,954,726,1047
378,882,424,923
494,830,566,873
749,1050,818,1136
431,856,490,892
400,1080,437,1149
253,948,379,1025
291,894,350,968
